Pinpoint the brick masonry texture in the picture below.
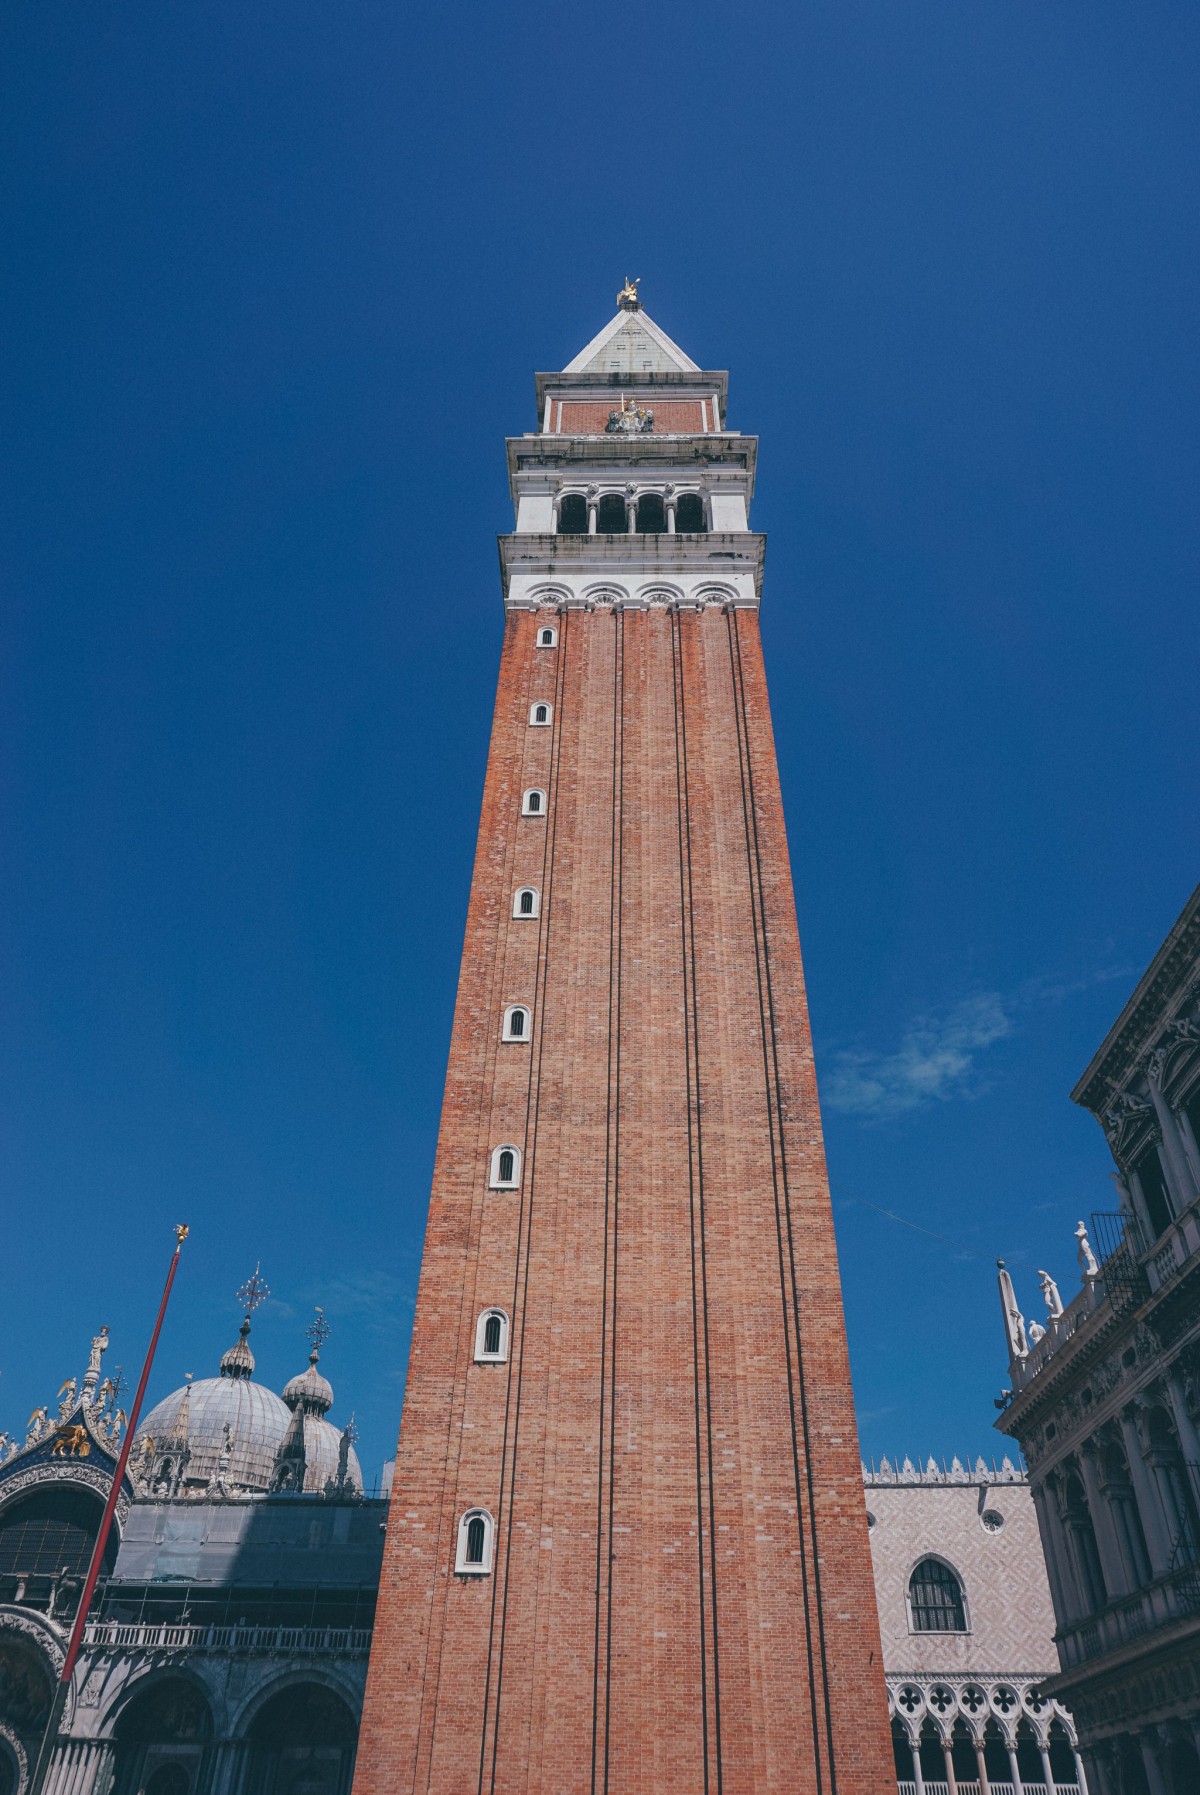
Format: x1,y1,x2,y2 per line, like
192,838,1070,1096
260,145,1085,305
353,605,894,1795
554,400,711,434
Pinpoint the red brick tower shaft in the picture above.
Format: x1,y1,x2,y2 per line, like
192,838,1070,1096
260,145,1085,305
354,297,893,1795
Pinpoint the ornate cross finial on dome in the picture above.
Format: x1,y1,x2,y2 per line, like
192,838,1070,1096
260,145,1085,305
617,275,641,311
305,1306,332,1364
237,1263,271,1316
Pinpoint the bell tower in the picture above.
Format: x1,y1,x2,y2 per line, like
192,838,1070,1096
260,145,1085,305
354,287,893,1795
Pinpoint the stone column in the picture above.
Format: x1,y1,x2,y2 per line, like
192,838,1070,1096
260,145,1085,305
973,1736,991,1795
1119,1408,1173,1575
1165,1370,1200,1469
1005,1735,1024,1793
941,1737,958,1795
586,491,598,534
910,1731,926,1795
1137,1732,1169,1795
1035,1481,1083,1623
1079,1441,1132,1599
625,490,637,534
665,490,676,534
1072,1744,1090,1795
1146,1055,1194,1211
1037,1738,1055,1792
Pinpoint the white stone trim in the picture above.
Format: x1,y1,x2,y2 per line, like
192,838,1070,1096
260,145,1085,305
502,1004,530,1043
455,1508,495,1574
528,702,552,727
473,1310,510,1364
512,887,539,920
521,789,546,817
489,1145,521,1189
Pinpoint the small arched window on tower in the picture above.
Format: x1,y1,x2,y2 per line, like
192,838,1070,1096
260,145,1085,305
537,625,558,648
474,1308,509,1363
455,1507,495,1574
529,702,552,727
597,494,628,535
908,1558,968,1633
675,493,707,534
489,1144,521,1188
512,886,540,919
556,495,587,536
502,1004,530,1042
635,492,666,534
522,788,546,817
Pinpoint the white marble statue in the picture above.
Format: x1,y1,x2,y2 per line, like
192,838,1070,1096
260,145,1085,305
1038,1268,1065,1318
1075,1220,1100,1282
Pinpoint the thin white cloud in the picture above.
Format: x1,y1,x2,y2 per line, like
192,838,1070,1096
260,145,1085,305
823,993,1012,1121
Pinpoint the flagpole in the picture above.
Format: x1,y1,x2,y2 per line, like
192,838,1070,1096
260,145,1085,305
26,1225,190,1795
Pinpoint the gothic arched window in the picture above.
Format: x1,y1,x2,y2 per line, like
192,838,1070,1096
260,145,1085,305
675,493,707,534
489,1145,521,1188
556,496,587,536
908,1557,967,1632
503,1004,530,1041
522,788,545,816
513,887,540,919
530,702,552,727
474,1309,509,1362
455,1507,494,1573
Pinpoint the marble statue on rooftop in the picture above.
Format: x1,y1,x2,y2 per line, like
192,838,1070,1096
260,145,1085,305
1075,1220,1100,1282
1038,1268,1065,1317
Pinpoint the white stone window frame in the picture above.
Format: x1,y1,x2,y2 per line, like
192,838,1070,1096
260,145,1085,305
474,1308,510,1364
536,625,558,648
455,1506,495,1575
905,1553,971,1636
529,701,553,727
522,788,546,817
502,1004,531,1043
489,1143,521,1189
512,886,540,919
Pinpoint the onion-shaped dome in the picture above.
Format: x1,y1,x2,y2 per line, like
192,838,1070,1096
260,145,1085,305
134,1315,290,1496
271,1333,363,1495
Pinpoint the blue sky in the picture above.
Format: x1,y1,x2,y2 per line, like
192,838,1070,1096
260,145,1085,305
1,2,1197,1483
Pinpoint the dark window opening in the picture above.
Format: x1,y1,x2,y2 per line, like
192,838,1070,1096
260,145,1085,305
635,493,666,534
532,704,549,724
508,1009,526,1038
909,1558,966,1632
675,493,707,533
1134,1144,1173,1239
483,1315,502,1355
557,495,587,536
526,791,542,814
597,495,627,534
497,1149,515,1182
539,627,556,646
518,891,535,916
465,1516,486,1564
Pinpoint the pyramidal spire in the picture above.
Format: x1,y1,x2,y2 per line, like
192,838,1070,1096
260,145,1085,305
563,281,700,377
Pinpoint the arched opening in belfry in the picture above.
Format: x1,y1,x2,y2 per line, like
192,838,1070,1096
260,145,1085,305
112,1677,213,1795
635,493,666,534
556,494,587,535
596,494,627,534
244,1684,358,1795
675,492,707,533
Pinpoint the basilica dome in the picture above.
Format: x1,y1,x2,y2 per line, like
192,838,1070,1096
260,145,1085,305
134,1317,291,1497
